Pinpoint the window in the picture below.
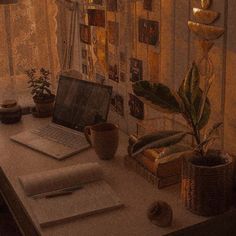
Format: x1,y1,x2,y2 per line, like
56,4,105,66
0,0,59,107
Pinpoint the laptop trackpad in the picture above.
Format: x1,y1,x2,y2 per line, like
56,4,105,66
29,138,75,159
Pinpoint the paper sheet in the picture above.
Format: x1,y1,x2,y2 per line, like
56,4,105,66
19,162,103,196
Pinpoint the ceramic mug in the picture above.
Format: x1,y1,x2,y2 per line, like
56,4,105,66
84,123,119,160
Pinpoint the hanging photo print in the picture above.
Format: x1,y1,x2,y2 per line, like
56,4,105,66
111,93,124,116
88,9,106,27
139,18,159,46
129,94,144,120
80,24,91,44
109,63,119,83
130,58,143,82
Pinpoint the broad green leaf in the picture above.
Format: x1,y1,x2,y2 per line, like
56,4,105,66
130,131,187,156
179,87,211,129
178,63,201,123
198,100,211,129
159,144,192,158
178,87,195,125
194,88,211,129
179,62,200,104
152,83,181,112
132,81,152,97
206,122,223,139
133,81,181,113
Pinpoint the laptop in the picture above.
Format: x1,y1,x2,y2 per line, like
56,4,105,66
11,75,112,160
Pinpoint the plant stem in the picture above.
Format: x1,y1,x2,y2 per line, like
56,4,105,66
192,124,204,156
182,110,204,156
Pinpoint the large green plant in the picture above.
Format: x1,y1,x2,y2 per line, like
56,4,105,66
131,62,222,162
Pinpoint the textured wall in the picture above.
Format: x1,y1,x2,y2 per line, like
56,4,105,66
164,0,236,154
57,1,163,135
61,0,236,154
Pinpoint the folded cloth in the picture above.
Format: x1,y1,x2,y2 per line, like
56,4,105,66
19,162,103,197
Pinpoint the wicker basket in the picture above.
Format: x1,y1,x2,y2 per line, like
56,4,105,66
181,152,233,216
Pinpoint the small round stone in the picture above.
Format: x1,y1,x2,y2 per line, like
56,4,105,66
147,201,173,227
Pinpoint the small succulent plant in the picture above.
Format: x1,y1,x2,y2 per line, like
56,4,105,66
131,62,223,166
26,68,52,99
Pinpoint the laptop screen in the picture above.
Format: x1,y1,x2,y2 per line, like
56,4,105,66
52,76,112,131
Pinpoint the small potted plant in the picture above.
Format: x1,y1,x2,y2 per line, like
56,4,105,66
26,68,55,117
130,62,233,216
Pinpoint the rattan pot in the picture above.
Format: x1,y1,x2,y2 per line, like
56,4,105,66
181,151,233,216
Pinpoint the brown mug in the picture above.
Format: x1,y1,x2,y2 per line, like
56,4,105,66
84,123,119,160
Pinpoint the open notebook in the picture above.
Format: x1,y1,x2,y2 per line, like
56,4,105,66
19,163,123,227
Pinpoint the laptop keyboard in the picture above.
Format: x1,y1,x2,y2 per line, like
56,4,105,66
31,125,87,149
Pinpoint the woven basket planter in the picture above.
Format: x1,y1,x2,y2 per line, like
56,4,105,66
181,152,233,216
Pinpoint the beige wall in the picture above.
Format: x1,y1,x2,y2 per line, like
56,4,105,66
59,0,236,154
162,0,236,154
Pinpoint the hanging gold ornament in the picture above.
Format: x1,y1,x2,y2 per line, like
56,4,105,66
188,21,224,41
201,0,211,10
193,8,219,25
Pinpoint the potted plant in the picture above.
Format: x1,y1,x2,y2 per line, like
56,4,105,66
26,68,55,116
130,62,233,216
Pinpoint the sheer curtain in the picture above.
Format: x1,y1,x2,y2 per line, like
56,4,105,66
0,0,60,106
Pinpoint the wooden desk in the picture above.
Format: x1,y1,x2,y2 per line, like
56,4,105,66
0,115,223,236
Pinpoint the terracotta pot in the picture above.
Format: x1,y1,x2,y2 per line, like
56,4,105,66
84,123,119,160
181,151,233,216
33,94,55,115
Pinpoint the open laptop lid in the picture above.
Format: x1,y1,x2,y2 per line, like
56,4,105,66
52,76,112,132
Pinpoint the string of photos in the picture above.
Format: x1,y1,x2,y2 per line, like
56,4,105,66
77,0,161,128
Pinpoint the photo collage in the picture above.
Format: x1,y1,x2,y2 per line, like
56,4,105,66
79,0,160,131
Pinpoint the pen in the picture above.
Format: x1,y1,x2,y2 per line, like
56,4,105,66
45,190,73,198
32,185,83,199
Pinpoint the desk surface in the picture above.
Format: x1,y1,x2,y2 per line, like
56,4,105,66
0,115,209,236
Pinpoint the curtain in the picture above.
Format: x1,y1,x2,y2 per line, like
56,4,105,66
0,0,60,105
56,0,78,71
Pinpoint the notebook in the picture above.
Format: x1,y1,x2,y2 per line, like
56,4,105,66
11,76,112,160
19,163,123,227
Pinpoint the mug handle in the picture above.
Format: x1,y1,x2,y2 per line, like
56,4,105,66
84,126,92,146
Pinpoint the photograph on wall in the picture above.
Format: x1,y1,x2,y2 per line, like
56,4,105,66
88,9,105,27
82,64,88,75
130,58,143,82
139,18,159,46
108,63,119,83
96,73,105,84
129,94,144,120
82,48,87,60
108,21,119,45
91,0,103,5
143,0,152,11
80,24,91,44
107,0,118,12
95,28,106,71
111,93,124,116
